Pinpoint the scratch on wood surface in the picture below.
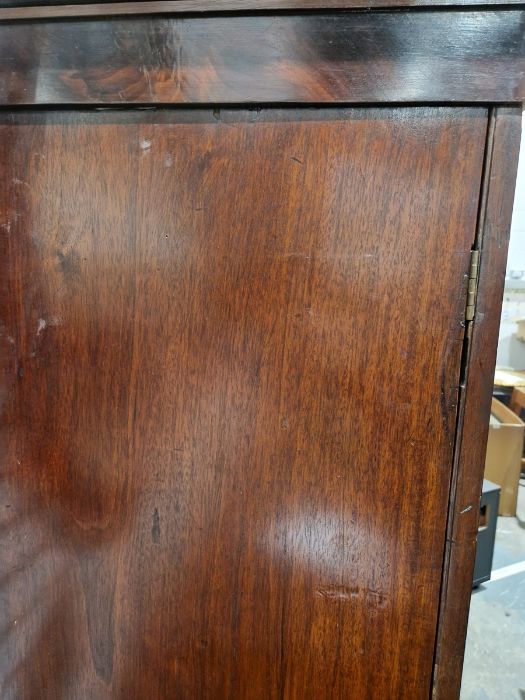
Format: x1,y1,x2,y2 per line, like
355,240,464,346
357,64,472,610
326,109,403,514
316,586,358,601
152,508,161,544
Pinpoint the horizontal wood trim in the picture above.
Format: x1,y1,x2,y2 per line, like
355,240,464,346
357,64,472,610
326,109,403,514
1,11,524,105
1,0,524,21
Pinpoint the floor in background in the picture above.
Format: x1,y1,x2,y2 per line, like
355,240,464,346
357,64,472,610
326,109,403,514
461,481,525,700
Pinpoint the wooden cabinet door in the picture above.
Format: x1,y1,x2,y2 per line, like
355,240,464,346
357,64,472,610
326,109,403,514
1,106,487,698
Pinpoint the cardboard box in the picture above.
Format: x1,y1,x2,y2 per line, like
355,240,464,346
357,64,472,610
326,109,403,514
484,398,524,516
515,319,525,343
494,368,525,388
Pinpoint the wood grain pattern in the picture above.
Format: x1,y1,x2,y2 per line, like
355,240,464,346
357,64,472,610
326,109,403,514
1,11,524,105
1,0,524,21
0,107,487,699
432,106,523,699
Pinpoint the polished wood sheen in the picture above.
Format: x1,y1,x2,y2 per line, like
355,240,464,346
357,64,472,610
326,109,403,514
1,11,524,105
1,0,524,20
0,107,487,698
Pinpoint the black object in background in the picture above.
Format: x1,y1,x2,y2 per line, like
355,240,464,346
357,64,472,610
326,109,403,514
473,479,501,588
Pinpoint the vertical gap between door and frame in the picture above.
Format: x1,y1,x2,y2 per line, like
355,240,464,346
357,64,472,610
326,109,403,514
431,105,496,697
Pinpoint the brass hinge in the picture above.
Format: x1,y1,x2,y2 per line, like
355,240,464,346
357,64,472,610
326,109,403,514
465,249,480,322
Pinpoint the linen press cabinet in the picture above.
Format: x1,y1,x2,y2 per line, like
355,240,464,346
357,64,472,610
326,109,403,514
0,2,524,698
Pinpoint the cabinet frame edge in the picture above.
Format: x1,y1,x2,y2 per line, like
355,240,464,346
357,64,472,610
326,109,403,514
432,105,523,699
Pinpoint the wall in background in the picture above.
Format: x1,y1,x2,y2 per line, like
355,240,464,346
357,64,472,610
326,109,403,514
497,113,525,368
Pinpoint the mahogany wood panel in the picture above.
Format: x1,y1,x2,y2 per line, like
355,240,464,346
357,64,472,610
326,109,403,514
1,0,524,20
432,107,523,698
1,12,524,105
0,107,487,699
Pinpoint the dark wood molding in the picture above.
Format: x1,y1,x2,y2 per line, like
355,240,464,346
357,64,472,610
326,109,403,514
432,106,523,699
1,11,525,105
1,0,525,21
